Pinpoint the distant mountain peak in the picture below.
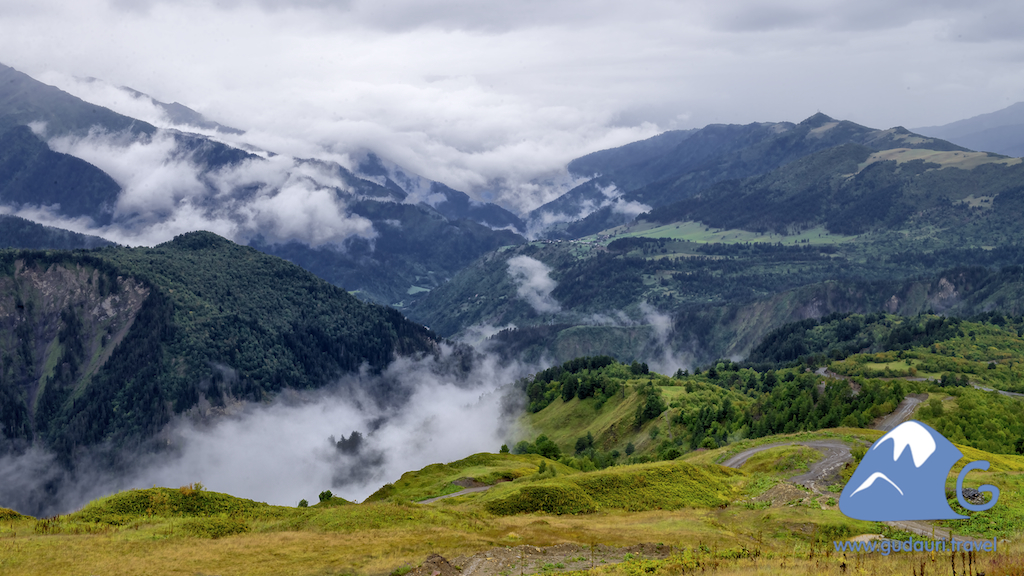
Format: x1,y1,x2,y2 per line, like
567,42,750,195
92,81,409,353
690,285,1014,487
799,112,836,127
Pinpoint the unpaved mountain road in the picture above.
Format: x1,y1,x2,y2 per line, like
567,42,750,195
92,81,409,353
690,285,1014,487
419,485,495,504
721,438,950,539
875,395,927,431
720,440,854,493
972,383,1024,398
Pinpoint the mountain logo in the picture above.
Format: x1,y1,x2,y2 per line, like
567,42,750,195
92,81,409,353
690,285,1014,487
839,420,999,521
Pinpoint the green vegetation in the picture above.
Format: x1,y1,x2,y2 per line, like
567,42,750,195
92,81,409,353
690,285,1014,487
737,445,821,475
415,116,1024,369
516,359,908,465
7,431,1023,575
365,453,570,503
484,461,738,515
0,232,439,466
0,214,112,250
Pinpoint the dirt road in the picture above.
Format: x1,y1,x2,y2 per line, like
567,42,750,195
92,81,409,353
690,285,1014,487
874,395,926,431
721,440,854,492
721,437,950,540
419,485,495,504
972,383,1024,398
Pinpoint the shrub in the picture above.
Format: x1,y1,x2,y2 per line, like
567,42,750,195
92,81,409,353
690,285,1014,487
485,484,598,516
0,507,22,520
180,516,249,539
319,490,333,503
298,499,308,508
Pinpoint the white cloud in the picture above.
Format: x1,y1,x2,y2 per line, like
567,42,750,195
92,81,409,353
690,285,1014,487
35,128,375,247
0,346,534,515
507,255,561,314
4,1,1020,218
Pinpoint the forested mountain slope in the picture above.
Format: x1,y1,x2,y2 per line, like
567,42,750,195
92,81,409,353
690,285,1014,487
0,232,440,464
0,214,112,249
533,113,967,237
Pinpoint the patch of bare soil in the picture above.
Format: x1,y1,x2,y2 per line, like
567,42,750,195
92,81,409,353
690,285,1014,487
750,482,815,508
438,542,672,576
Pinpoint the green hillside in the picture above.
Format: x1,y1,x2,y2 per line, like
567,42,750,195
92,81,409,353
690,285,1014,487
0,214,112,249
0,232,439,472
508,317,1024,469
5,426,1023,576
533,113,967,238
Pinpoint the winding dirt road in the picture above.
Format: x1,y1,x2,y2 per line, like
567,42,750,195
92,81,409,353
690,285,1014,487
419,485,495,504
721,440,854,492
875,395,925,431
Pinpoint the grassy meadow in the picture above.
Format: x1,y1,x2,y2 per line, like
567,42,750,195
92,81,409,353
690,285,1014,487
3,441,1024,576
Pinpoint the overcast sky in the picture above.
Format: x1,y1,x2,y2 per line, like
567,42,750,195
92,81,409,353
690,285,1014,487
2,0,1024,210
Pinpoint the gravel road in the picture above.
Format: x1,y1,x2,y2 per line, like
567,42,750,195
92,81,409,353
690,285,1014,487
721,440,854,492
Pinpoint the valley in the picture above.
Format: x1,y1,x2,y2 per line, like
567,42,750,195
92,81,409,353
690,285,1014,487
5,322,1024,574
2,60,1024,576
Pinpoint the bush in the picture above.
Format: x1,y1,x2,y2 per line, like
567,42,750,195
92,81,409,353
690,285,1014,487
485,484,598,516
319,490,333,503
180,516,249,539
298,499,308,508
0,507,22,520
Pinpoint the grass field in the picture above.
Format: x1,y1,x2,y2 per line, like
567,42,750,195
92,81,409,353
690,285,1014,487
3,433,1024,576
859,148,1022,172
588,221,858,247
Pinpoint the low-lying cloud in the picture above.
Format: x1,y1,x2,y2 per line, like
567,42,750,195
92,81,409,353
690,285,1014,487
507,255,561,314
0,346,531,516
24,128,376,247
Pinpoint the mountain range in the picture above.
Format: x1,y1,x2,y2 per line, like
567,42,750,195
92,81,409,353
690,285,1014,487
915,102,1024,157
5,61,1024,520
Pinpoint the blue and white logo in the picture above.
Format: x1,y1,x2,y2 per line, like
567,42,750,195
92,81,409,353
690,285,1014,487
839,420,999,521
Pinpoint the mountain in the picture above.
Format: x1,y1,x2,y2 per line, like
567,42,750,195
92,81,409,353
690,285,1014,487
0,63,155,138
0,124,123,224
355,152,525,231
0,63,526,307
643,141,1024,235
0,232,440,467
413,113,1024,367
252,201,525,306
112,82,245,135
0,214,112,249
530,113,967,237
915,102,1024,157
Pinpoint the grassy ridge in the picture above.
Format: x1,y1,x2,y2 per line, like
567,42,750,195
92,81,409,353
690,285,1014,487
483,461,740,515
4,435,1024,575
366,453,577,503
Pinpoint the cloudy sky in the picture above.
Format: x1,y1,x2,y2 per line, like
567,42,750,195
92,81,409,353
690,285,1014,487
2,0,1024,211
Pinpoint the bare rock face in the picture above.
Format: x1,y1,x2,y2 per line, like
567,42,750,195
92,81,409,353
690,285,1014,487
0,257,148,449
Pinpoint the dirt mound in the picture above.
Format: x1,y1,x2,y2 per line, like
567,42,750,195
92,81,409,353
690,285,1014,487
409,554,461,576
448,542,673,576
